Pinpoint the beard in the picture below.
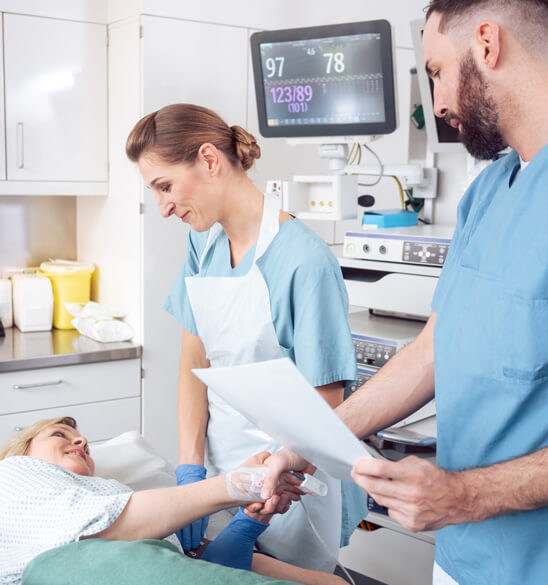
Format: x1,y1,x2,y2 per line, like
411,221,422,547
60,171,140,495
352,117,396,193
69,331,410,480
453,51,508,160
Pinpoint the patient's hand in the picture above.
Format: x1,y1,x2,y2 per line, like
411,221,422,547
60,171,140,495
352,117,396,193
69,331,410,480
237,452,302,503
240,453,299,523
243,494,291,524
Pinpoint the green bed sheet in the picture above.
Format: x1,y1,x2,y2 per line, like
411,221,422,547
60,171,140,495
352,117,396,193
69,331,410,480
22,539,300,585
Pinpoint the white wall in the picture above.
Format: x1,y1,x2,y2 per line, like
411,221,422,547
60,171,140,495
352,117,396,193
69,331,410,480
105,0,466,230
0,0,107,23
112,0,426,43
0,196,76,269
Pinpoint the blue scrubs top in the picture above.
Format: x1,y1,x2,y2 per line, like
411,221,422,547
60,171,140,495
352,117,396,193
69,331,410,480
165,217,357,390
432,146,548,585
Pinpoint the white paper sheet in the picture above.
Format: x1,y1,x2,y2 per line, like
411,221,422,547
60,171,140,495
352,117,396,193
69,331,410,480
193,357,373,482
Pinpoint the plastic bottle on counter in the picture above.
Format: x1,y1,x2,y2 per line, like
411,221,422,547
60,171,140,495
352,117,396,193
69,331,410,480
0,278,13,328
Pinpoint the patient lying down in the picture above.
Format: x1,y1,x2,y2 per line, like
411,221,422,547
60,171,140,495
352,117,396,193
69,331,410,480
0,417,346,585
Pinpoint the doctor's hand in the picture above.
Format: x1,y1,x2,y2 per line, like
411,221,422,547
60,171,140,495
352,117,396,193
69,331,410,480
175,463,209,550
352,455,466,532
260,448,316,505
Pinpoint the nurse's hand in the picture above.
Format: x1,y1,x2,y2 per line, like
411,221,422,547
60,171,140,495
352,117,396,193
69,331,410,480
260,448,316,503
175,463,209,550
239,451,273,469
352,456,465,532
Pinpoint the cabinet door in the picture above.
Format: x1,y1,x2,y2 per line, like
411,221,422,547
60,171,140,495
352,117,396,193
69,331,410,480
140,16,249,464
142,16,249,123
0,397,141,445
3,14,107,182
1,359,141,415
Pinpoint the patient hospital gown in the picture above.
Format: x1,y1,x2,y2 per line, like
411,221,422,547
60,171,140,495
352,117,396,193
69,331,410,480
0,456,135,585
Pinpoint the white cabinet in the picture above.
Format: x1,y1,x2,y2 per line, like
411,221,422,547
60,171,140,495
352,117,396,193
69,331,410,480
0,358,141,445
78,15,250,465
0,12,108,194
0,398,140,445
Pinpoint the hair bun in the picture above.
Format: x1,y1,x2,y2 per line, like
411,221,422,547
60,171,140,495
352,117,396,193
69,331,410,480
231,125,261,171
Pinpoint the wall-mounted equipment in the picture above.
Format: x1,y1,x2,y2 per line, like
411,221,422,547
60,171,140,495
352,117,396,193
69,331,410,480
251,19,396,140
344,225,453,266
410,19,464,153
254,20,440,223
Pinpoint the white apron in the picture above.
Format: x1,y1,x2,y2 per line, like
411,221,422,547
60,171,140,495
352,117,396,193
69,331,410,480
185,193,341,572
433,562,459,585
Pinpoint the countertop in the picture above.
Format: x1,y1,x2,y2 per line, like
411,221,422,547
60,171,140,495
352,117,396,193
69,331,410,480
0,327,142,373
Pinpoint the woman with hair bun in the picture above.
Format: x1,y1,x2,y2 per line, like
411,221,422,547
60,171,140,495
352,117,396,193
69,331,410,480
126,104,357,572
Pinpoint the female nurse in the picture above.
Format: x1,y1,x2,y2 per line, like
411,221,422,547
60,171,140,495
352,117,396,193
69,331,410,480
126,104,357,572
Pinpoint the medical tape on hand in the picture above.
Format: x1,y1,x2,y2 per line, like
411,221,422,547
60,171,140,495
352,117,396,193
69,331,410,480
226,466,269,502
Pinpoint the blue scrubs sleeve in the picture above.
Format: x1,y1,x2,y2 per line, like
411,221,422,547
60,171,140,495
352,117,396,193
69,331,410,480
164,232,201,335
291,260,357,387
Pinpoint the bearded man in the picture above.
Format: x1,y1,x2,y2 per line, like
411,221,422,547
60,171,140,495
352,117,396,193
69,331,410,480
262,2,548,584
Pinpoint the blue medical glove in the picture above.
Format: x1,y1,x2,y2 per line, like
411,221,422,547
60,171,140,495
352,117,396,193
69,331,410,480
201,507,269,570
175,463,209,551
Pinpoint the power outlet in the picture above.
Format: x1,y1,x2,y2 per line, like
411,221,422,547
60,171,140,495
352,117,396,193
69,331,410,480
265,180,283,198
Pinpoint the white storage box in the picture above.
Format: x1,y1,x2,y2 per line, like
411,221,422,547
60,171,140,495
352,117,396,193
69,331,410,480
12,275,53,332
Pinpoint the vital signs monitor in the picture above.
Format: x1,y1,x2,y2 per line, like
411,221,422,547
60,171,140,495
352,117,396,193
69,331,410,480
250,20,396,139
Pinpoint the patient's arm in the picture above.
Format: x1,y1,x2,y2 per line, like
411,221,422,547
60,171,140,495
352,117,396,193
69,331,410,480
87,475,238,541
87,453,298,542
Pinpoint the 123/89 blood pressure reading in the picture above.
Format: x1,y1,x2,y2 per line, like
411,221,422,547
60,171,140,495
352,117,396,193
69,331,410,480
269,85,313,113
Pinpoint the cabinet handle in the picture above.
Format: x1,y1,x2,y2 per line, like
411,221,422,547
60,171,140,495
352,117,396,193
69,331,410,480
13,426,26,432
16,122,24,169
12,379,64,390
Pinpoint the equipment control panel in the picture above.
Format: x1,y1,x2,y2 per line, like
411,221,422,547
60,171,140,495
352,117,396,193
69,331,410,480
344,225,453,266
402,240,448,265
353,334,397,368
345,311,426,405
344,366,377,400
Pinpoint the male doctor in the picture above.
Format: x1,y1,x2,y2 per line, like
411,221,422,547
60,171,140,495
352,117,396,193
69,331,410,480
263,1,548,584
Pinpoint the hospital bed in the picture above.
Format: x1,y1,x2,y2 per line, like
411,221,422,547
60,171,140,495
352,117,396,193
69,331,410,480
21,432,301,585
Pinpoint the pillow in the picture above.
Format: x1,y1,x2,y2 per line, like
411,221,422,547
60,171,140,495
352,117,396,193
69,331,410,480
91,431,176,491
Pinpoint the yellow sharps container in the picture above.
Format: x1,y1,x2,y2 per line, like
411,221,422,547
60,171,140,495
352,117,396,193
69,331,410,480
39,261,95,329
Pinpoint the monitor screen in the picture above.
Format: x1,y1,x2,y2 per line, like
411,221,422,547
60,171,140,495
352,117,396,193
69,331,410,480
250,20,396,138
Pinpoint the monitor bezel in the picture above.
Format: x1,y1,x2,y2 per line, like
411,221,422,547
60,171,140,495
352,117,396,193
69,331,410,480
250,20,397,139
410,19,465,153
